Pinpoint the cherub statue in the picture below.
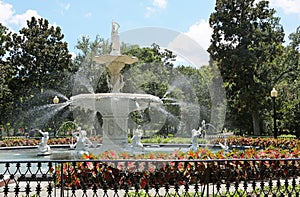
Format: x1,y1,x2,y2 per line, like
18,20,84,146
72,127,94,151
189,127,203,152
131,125,143,149
38,130,51,154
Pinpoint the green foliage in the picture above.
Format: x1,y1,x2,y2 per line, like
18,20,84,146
275,26,300,137
218,136,300,150
8,17,73,94
56,121,78,136
141,136,190,144
3,17,75,130
73,35,111,94
252,185,300,197
209,0,285,134
0,23,13,126
126,191,200,197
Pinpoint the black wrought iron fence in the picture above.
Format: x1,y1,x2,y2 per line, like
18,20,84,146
0,158,300,196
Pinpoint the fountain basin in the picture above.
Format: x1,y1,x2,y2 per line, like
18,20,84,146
0,144,259,162
70,93,162,153
0,145,75,161
70,93,161,114
0,144,225,161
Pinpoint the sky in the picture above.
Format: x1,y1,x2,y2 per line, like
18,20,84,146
0,0,300,58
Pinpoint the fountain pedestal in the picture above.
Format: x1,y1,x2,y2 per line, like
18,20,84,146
93,55,138,93
100,97,131,152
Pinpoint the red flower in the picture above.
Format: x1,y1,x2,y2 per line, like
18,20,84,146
140,178,147,189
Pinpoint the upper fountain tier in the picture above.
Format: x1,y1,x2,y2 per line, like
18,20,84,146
93,55,138,88
93,21,138,93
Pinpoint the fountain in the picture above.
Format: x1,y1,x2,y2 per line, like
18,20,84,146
70,22,162,153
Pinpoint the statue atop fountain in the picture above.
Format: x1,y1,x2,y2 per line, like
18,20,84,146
93,21,138,93
131,125,144,150
37,130,52,156
110,21,121,55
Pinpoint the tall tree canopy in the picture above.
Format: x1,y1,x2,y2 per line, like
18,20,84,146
5,17,74,128
7,17,73,94
208,0,285,135
0,23,13,126
276,26,300,136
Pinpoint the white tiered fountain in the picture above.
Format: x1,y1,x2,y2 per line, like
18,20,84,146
70,22,161,153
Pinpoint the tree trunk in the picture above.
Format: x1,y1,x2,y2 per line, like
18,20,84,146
252,110,260,136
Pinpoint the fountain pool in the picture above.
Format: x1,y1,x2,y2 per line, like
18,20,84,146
0,143,233,162
0,146,75,161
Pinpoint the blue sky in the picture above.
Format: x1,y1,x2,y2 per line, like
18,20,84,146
0,0,300,57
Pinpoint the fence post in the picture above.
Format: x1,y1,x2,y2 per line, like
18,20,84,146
60,163,64,197
205,162,211,196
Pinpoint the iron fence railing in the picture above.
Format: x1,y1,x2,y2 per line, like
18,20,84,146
0,158,300,196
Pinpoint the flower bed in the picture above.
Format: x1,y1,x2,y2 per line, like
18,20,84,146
216,136,300,149
0,136,102,147
52,146,300,189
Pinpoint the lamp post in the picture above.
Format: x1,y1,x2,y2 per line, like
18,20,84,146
52,96,60,136
270,88,278,138
53,96,59,104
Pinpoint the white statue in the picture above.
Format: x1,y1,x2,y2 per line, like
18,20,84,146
37,130,51,155
72,127,93,151
110,21,121,55
131,125,143,149
189,127,202,152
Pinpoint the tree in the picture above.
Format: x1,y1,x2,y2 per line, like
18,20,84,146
276,26,300,136
123,44,177,133
73,35,111,95
6,17,74,129
0,23,13,126
208,0,285,135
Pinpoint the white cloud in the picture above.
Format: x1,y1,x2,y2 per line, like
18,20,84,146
85,12,92,18
0,1,14,27
59,3,70,15
9,10,41,28
185,19,213,51
145,6,155,18
267,0,300,16
145,0,168,17
0,1,41,31
165,19,212,67
153,0,167,9
167,33,210,67
64,3,70,11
